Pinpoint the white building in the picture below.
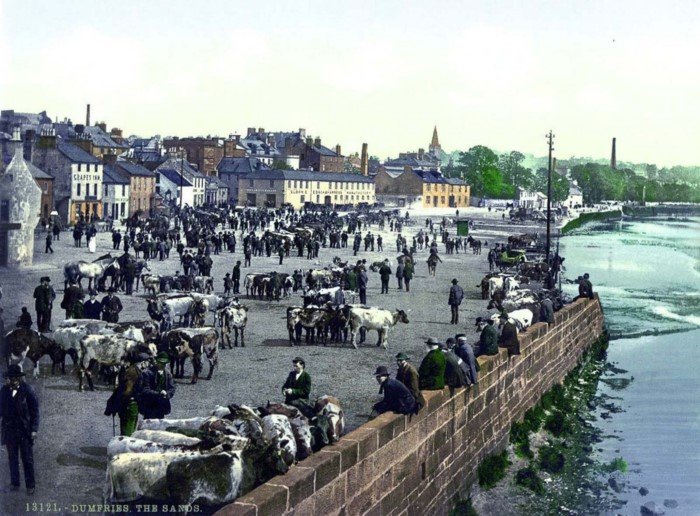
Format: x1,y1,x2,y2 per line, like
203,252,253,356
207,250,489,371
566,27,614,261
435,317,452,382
157,167,194,207
102,166,130,220
517,188,548,210
564,184,583,208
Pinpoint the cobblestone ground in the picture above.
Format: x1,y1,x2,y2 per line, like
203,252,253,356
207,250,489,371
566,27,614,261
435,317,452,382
0,208,546,513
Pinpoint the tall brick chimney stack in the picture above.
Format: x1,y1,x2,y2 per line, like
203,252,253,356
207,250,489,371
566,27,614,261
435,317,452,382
86,104,91,126
360,143,368,176
611,137,617,170
335,144,341,156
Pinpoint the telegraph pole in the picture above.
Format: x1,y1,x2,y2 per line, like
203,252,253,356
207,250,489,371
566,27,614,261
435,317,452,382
545,130,555,262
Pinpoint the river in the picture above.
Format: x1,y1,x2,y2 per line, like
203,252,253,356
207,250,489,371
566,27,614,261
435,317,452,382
560,216,700,514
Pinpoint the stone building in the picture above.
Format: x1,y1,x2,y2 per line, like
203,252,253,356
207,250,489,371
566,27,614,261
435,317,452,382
155,158,205,206
31,131,104,225
0,149,42,267
110,159,156,217
217,157,271,205
70,123,128,159
282,134,343,172
163,137,224,176
156,167,194,208
102,165,130,221
374,168,469,209
238,170,375,209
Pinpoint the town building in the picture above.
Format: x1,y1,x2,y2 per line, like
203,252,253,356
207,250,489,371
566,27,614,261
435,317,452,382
0,148,42,267
238,170,375,209
517,188,548,210
0,109,52,135
374,168,469,208
71,123,128,159
205,177,229,205
217,157,272,205
157,167,194,207
239,129,300,169
101,165,130,221
163,137,225,176
564,184,583,208
155,158,205,207
280,130,343,172
31,130,104,225
116,160,156,216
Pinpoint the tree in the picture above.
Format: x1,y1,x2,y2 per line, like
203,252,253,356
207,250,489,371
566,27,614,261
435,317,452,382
454,145,501,197
272,159,293,170
499,151,533,190
533,168,569,203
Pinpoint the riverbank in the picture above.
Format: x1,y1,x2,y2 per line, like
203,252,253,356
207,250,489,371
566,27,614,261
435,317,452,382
560,210,623,234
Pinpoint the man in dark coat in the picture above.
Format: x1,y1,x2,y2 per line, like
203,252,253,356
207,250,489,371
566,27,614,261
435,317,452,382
582,273,594,300
448,279,464,324
403,260,414,292
454,335,478,385
498,313,520,357
44,233,53,254
61,280,84,319
282,357,312,414
477,318,499,356
33,277,54,332
82,291,102,320
379,259,391,294
357,268,368,305
418,337,446,390
540,294,554,324
101,289,123,323
138,352,175,419
396,260,405,290
232,261,241,294
105,355,145,436
372,366,416,416
123,258,136,296
16,308,33,330
395,353,425,412
0,365,39,494
440,340,468,393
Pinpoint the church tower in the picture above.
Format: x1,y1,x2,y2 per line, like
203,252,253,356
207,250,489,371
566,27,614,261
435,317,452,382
429,126,441,155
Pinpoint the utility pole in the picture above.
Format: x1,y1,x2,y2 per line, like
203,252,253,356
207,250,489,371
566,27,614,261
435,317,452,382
180,148,185,210
545,130,555,262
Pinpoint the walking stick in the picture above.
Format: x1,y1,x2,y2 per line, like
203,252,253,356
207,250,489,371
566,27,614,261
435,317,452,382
112,414,117,437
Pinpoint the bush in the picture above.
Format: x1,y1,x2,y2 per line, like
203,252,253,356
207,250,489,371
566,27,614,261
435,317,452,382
450,498,479,516
539,445,565,474
477,451,510,489
510,421,534,459
515,467,546,495
523,404,545,433
603,457,628,473
544,412,571,437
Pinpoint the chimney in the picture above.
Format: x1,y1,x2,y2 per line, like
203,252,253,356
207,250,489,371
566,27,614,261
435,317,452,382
418,148,425,160
313,137,321,147
335,144,341,156
110,128,123,138
360,143,368,176
247,127,256,137
611,137,617,169
299,128,306,139
267,134,275,146
75,124,85,135
86,104,91,126
258,127,264,134
305,137,313,146
37,128,57,150
97,121,107,132
11,126,20,142
103,154,118,166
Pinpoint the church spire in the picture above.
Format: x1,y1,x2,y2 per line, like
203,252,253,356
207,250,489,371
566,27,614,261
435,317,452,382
429,125,441,153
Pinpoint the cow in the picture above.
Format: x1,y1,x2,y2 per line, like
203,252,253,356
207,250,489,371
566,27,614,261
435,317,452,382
161,327,219,383
130,430,202,447
258,403,313,461
52,319,123,374
244,273,266,297
261,415,297,467
344,306,410,349
192,276,215,294
286,306,332,345
479,308,534,332
139,417,209,431
141,274,161,296
218,304,249,348
148,295,209,329
3,328,62,377
77,334,155,391
314,396,345,444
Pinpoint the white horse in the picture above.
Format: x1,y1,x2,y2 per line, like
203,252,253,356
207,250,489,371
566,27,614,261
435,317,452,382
63,253,119,290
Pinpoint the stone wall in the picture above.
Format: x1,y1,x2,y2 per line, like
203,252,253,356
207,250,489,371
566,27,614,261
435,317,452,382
217,296,605,516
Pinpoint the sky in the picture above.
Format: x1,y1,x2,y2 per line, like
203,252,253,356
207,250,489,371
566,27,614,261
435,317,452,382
1,0,699,167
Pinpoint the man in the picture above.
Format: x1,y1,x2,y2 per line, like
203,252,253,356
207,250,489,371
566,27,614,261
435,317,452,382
379,259,391,294
396,260,405,290
476,318,499,356
33,277,54,333
101,288,123,323
403,260,414,292
138,352,175,420
454,335,478,386
232,261,241,294
357,267,368,305
0,365,39,495
395,353,425,412
105,354,145,436
44,233,53,254
582,273,594,300
60,280,84,319
540,294,554,324
440,340,468,393
16,308,33,330
448,278,464,325
123,257,136,296
498,312,520,357
371,366,416,416
376,235,383,252
282,357,312,414
418,337,446,390
223,273,233,296
82,291,102,320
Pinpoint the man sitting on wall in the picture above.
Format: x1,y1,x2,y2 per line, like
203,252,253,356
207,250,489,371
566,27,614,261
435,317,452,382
371,366,416,417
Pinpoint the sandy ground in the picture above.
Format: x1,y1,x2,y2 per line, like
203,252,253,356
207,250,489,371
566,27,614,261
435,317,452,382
0,207,550,514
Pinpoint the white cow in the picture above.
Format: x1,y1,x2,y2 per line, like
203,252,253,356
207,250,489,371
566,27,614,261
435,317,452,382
218,304,249,348
344,306,410,349
138,417,209,431
130,430,202,447
262,415,297,467
490,308,534,331
77,334,154,391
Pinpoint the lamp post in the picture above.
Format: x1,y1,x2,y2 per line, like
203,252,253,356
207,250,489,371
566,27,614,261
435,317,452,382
545,130,555,263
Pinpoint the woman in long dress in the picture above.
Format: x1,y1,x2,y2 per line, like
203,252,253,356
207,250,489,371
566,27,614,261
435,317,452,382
88,235,97,253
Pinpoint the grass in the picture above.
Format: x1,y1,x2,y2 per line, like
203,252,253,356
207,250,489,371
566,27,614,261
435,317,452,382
515,467,546,495
477,450,510,490
539,445,565,474
603,457,628,474
451,498,479,516
561,210,622,234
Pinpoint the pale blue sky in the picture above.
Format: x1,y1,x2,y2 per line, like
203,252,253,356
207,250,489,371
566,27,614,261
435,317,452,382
1,0,698,166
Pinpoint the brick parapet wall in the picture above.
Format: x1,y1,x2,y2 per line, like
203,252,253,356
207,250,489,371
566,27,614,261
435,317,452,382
217,296,605,516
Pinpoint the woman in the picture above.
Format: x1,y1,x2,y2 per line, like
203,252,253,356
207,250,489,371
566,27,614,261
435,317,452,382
88,235,97,253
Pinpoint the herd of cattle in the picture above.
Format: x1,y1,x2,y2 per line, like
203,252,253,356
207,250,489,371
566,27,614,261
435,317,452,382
104,397,344,505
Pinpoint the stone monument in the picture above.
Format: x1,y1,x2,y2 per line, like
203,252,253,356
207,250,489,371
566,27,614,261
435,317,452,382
0,147,42,267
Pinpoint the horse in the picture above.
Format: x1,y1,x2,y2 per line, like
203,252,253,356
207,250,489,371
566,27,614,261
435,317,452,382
63,253,119,290
427,254,441,277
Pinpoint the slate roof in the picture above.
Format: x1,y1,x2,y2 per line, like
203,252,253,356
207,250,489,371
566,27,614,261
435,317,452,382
313,144,339,157
102,166,130,185
385,156,438,168
27,161,53,180
217,157,271,175
116,160,155,177
244,169,373,183
83,126,127,149
159,168,193,187
57,142,101,164
239,138,279,156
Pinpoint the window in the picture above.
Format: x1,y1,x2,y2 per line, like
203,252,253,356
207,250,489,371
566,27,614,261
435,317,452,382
122,185,125,196
426,195,431,204
77,183,81,196
288,181,292,188
441,196,446,204
249,179,254,187
294,181,298,189
316,195,320,203
78,164,82,172
104,185,108,196
316,181,320,189
300,195,305,203
120,203,125,217
94,183,98,196
269,180,274,188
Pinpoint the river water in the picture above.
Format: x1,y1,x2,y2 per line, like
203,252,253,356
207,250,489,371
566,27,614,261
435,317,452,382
560,216,700,514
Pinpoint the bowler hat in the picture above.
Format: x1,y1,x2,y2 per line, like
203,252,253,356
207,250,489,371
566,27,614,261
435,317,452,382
425,337,440,346
156,352,170,364
451,278,458,284
395,352,409,361
374,366,389,377
292,357,305,366
41,276,51,282
4,365,25,378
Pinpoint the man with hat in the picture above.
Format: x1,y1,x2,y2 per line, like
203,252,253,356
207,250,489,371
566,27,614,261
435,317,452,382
476,317,499,356
282,357,312,414
418,337,446,390
498,312,520,357
371,366,416,416
395,353,425,412
448,278,464,324
0,365,39,494
138,352,175,420
539,293,554,324
33,277,54,333
379,259,392,294
101,288,123,323
582,273,594,300
61,280,85,319
105,354,145,436
16,308,33,330
83,291,102,320
440,339,468,394
454,334,478,385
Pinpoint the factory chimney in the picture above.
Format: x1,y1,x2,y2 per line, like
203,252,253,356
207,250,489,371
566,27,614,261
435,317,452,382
86,104,91,126
611,137,617,170
360,143,369,176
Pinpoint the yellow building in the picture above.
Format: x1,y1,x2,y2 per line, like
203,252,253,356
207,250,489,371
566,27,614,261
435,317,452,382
374,167,470,208
239,170,375,209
